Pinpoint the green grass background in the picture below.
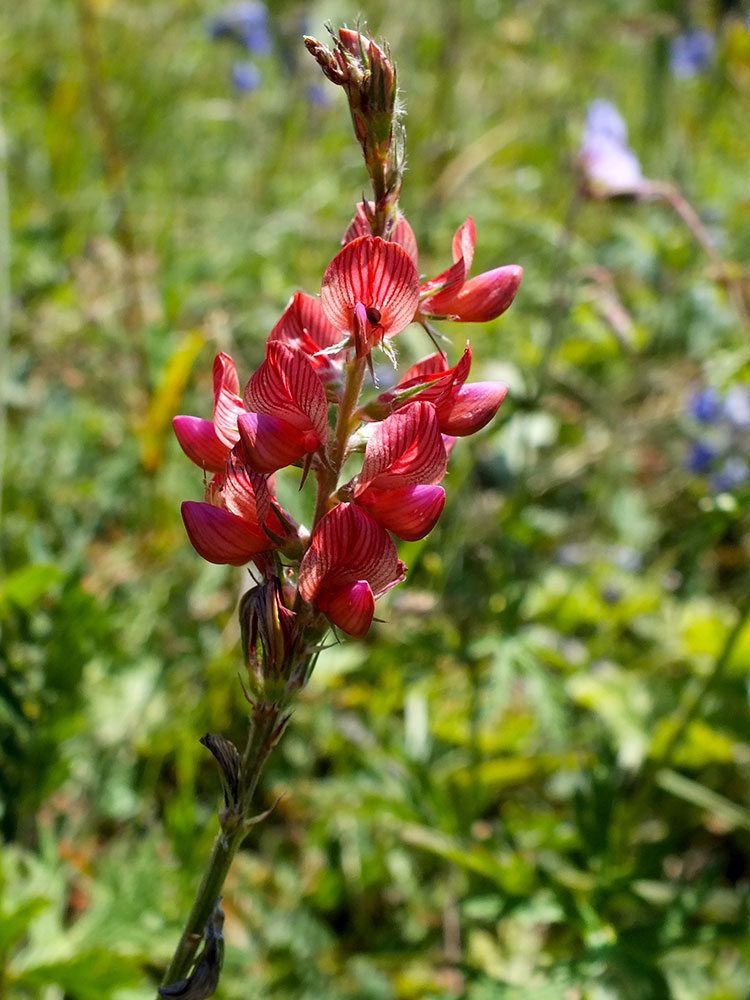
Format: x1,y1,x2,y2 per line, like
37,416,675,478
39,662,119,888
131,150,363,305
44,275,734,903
2,1,750,997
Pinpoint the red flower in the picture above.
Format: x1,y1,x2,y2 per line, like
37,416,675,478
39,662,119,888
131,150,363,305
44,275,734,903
181,455,274,566
420,218,522,323
239,342,329,473
374,344,508,436
352,402,447,540
173,353,244,472
320,236,420,356
268,292,345,383
298,504,406,637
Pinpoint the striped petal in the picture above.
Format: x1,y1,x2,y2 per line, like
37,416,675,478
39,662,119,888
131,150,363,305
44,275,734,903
342,202,419,265
358,402,447,491
181,501,269,566
237,411,310,474
173,415,230,472
437,382,509,436
213,352,240,399
244,341,329,445
298,503,406,605
221,458,272,524
356,484,446,541
269,291,344,351
320,236,420,342
451,217,476,270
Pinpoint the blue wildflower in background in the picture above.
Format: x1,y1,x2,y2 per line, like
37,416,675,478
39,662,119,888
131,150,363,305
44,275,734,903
209,2,271,55
688,440,718,474
579,99,646,198
688,386,721,423
231,61,262,93
713,455,749,492
685,383,750,493
724,384,750,429
670,29,716,79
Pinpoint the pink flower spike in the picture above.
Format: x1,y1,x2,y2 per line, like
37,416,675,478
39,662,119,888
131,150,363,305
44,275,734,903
244,341,329,447
173,416,230,473
437,381,509,436
181,501,269,566
322,580,375,639
358,402,447,491
237,411,313,474
321,236,420,346
356,484,446,541
438,265,523,323
342,202,419,265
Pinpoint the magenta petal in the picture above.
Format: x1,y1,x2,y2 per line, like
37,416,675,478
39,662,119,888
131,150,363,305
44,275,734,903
444,265,523,322
357,484,446,541
173,416,230,472
438,382,509,436
181,501,268,565
321,580,375,638
238,411,308,474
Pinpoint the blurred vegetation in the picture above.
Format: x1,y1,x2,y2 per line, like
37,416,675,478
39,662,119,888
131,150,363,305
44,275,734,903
2,0,750,997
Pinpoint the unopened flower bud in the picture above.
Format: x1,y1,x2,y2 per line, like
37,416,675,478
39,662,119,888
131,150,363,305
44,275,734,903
305,27,403,236
239,581,298,702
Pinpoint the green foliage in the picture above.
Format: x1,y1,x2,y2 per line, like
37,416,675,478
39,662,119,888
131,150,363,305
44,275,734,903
2,0,750,997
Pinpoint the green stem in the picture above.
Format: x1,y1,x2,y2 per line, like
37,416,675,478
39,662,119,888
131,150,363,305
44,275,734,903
158,703,282,994
312,355,368,531
0,106,10,573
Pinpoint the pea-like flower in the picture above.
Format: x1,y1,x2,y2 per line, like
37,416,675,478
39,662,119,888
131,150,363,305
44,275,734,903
298,504,406,637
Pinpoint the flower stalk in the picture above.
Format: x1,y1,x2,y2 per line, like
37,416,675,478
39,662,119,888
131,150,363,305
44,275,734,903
160,22,521,997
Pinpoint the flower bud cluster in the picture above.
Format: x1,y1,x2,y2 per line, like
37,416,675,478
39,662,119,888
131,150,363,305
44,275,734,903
174,209,521,662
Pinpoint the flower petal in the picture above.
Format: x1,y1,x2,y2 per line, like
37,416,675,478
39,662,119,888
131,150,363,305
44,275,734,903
441,265,522,323
342,202,419,264
237,411,310,474
451,217,476,270
173,415,230,472
298,503,406,604
269,291,344,351
221,457,272,524
358,402,447,490
437,381,509,436
243,342,329,445
319,580,375,638
356,484,446,541
321,236,420,341
213,352,240,399
181,501,268,565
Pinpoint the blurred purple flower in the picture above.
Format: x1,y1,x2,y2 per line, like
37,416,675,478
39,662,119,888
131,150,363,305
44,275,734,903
670,30,716,79
209,2,271,55
724,384,750,429
688,440,718,474
307,83,335,108
231,61,262,93
688,386,721,423
713,456,749,492
579,99,645,197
